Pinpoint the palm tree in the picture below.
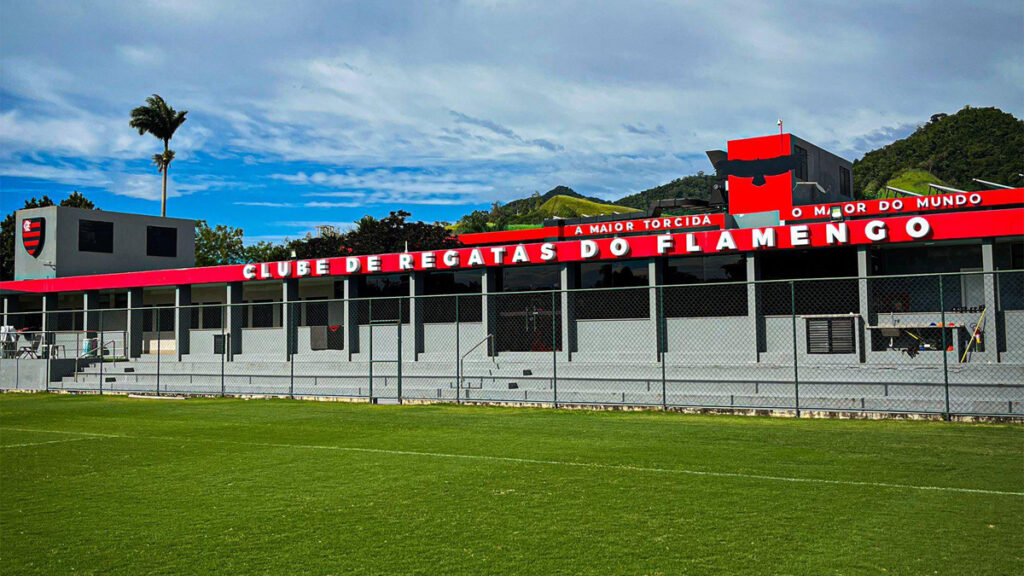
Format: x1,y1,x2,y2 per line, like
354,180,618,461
130,95,187,217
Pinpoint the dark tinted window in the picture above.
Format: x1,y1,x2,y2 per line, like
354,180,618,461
839,166,851,197
495,265,561,352
794,146,808,180
147,226,177,257
664,255,748,317
79,220,113,253
760,247,859,315
576,260,650,320
423,271,482,323
357,274,410,324
499,265,561,292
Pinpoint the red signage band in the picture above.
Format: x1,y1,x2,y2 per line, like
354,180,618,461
2,208,1022,295
785,187,1024,222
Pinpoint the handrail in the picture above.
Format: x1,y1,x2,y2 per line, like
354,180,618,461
459,334,495,388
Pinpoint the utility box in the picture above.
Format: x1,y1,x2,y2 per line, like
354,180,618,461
14,206,195,281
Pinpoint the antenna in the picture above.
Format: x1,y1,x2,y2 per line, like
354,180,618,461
777,118,785,153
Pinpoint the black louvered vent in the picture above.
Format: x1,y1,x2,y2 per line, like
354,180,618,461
807,318,855,354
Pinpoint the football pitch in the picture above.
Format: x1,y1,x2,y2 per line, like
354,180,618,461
1,394,1021,575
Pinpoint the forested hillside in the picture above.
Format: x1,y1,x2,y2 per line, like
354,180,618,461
853,106,1023,198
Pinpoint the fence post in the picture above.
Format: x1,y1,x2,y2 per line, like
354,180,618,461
98,310,104,395
368,299,373,403
397,297,403,405
552,290,558,409
791,280,799,417
156,317,161,397
289,302,295,400
939,275,950,420
220,313,226,397
659,286,667,411
455,294,461,405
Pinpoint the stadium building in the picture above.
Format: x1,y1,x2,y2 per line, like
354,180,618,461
2,132,1022,416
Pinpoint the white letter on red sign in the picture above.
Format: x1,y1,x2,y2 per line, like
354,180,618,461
398,254,414,270
825,223,848,244
367,256,381,272
468,249,485,266
656,235,673,254
490,247,506,264
609,238,630,257
297,260,311,277
512,245,529,263
346,258,361,273
906,217,930,239
243,264,257,280
316,259,329,275
443,250,460,267
686,234,701,253
865,220,887,242
580,240,598,259
260,263,271,279
715,231,736,251
540,243,556,261
752,228,776,249
790,225,810,247
277,261,291,277
421,252,436,269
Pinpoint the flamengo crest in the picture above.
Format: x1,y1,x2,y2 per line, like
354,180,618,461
22,218,45,258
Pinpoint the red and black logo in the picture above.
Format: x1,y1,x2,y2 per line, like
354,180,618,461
22,218,46,258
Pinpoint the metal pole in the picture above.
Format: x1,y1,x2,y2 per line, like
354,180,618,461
220,311,226,397
659,286,667,411
455,295,461,405
791,281,799,417
552,290,558,409
940,275,950,420
289,302,295,399
368,299,373,403
397,298,403,404
156,309,161,396
98,310,104,395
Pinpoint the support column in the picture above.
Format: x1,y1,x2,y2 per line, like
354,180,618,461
481,269,497,356
83,291,101,332
2,295,16,328
857,247,871,363
282,279,299,361
410,272,424,360
747,254,763,363
225,282,243,361
559,263,577,360
649,258,663,361
41,294,57,333
344,277,359,361
126,288,144,358
979,240,999,362
175,285,192,360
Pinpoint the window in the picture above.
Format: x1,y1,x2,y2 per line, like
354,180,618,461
79,220,113,253
495,265,562,352
664,254,747,317
357,274,410,324
201,304,223,329
147,226,177,257
423,271,483,323
870,244,982,313
794,145,808,180
576,260,650,319
302,298,328,327
839,166,851,198
760,247,859,315
250,300,278,328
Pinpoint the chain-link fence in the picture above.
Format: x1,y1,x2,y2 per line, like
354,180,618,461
2,271,1021,417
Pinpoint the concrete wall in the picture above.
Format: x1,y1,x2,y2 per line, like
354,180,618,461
15,206,194,280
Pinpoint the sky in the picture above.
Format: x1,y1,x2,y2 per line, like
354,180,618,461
1,0,1021,243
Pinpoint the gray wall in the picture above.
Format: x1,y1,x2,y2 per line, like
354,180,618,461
15,206,195,280
790,134,853,206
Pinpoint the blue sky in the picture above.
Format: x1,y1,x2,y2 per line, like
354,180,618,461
2,1,1021,243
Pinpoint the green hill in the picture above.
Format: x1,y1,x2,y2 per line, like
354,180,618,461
883,168,947,196
532,195,639,219
615,173,716,210
455,186,635,232
854,106,1024,198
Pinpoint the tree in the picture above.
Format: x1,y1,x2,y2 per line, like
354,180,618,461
129,94,188,217
339,211,460,256
194,221,246,267
1,191,97,280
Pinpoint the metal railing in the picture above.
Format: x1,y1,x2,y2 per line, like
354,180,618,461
1,270,1022,418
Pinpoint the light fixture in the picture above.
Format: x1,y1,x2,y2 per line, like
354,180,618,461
829,206,843,221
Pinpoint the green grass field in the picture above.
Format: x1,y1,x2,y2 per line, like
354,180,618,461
1,394,1021,575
